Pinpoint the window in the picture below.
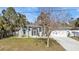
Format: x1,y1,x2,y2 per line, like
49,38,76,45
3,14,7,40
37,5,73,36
32,29,37,36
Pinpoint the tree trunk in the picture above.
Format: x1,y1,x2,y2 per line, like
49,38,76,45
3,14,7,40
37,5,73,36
43,26,45,36
47,36,50,47
46,29,51,47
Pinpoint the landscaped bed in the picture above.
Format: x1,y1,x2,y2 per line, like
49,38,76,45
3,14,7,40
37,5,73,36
0,37,65,51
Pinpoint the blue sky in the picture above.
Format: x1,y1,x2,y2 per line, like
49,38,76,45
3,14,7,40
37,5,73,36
0,7,40,23
0,7,79,22
15,7,40,23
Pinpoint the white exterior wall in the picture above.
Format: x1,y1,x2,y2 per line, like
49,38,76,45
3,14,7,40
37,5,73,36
69,31,74,36
18,27,43,37
18,28,79,38
50,30,69,37
50,30,79,38
25,30,28,36
71,30,79,37
18,28,24,38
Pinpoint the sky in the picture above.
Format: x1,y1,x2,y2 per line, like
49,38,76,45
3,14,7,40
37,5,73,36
0,7,40,23
0,7,79,23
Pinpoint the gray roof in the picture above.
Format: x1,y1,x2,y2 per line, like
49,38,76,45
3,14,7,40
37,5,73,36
54,27,79,30
26,24,42,28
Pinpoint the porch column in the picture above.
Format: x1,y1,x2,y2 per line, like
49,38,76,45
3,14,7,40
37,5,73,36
27,26,29,38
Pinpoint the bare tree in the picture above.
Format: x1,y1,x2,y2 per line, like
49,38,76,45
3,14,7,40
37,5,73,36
37,7,71,47
37,8,52,47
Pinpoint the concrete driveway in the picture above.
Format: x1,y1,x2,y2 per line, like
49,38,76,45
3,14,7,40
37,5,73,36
52,36,79,51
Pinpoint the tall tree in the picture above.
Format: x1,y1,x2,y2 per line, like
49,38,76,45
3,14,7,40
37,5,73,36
16,13,27,28
37,12,51,47
0,7,27,38
0,16,7,38
3,7,17,25
3,7,27,31
37,12,51,36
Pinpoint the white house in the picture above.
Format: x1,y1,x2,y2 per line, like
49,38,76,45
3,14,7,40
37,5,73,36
50,30,69,37
17,24,43,38
50,30,79,37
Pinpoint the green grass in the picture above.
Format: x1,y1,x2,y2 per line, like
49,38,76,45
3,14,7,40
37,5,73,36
0,37,65,51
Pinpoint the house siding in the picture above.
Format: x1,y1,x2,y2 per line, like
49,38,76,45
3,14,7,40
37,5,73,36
18,25,43,37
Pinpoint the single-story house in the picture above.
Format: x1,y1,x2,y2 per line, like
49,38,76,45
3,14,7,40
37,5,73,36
17,24,44,38
50,27,79,37
50,30,79,37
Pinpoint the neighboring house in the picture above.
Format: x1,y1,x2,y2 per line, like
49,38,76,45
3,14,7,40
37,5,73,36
50,27,79,37
50,30,69,37
18,24,43,38
70,30,79,37
50,30,79,37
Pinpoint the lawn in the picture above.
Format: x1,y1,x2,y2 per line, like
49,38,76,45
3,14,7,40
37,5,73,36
0,37,65,51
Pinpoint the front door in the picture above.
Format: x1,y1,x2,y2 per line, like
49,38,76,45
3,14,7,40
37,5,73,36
32,29,38,36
